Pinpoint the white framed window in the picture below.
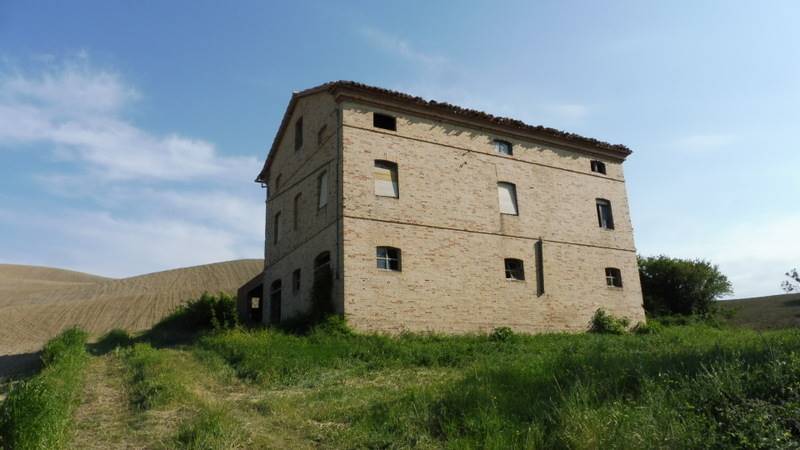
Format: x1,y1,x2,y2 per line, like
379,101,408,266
376,246,401,271
317,171,328,208
605,267,623,287
494,139,513,156
374,160,399,198
498,182,518,215
504,258,525,280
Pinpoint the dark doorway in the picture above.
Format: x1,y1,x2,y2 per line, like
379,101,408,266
269,280,282,325
247,284,263,322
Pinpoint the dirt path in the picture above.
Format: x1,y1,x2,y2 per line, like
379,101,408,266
71,354,142,449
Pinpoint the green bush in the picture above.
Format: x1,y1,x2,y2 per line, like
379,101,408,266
589,308,630,334
639,255,733,317
489,326,515,342
632,320,662,335
155,292,239,335
0,327,89,450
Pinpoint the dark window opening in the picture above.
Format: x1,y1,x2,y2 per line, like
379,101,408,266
314,251,331,276
292,269,301,294
373,113,397,131
376,246,401,271
294,117,303,150
246,284,263,323
494,139,513,156
273,212,281,244
535,240,544,296
317,124,327,146
605,267,623,288
591,160,607,174
505,258,525,280
293,193,302,231
596,199,615,229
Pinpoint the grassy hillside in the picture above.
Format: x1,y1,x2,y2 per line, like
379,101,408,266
719,293,800,330
27,321,798,449
0,260,262,356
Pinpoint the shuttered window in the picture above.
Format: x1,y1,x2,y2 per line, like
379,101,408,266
317,171,328,208
497,182,518,215
374,160,399,198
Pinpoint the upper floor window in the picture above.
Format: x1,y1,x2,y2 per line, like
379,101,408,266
605,267,623,287
317,124,327,146
293,193,302,230
498,182,519,215
314,251,331,277
274,174,282,193
374,160,399,198
504,258,525,280
317,171,328,208
294,117,303,150
273,212,281,244
494,139,513,156
596,198,614,229
373,113,397,131
292,269,301,294
591,160,607,174
376,246,401,271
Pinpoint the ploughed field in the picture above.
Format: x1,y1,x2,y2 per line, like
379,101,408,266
3,318,800,449
0,260,261,356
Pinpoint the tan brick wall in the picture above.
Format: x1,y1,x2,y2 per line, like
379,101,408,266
260,92,343,322
339,101,645,333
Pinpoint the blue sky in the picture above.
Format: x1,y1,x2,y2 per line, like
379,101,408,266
1,1,798,297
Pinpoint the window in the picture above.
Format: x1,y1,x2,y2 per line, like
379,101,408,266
534,239,544,296
605,268,623,287
596,199,614,229
497,182,519,215
374,160,399,198
591,160,607,174
315,251,331,271
376,246,401,271
294,117,303,150
317,171,328,208
494,139,513,156
292,269,301,294
293,193,302,230
504,258,525,280
373,113,396,131
317,124,327,146
273,212,281,244
274,174,282,193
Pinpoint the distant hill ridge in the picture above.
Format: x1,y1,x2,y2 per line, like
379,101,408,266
0,259,262,355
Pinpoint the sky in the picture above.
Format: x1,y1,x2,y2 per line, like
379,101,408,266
0,1,798,297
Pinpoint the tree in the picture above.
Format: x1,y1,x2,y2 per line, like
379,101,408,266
638,255,733,317
783,268,800,293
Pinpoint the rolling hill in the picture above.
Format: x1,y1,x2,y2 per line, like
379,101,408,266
0,260,262,356
719,292,800,330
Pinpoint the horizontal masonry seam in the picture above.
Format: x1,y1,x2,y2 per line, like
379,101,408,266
342,214,636,253
267,218,340,269
343,123,626,183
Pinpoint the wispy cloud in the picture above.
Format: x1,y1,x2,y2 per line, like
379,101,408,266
0,55,256,181
0,54,264,276
359,27,449,71
674,133,736,152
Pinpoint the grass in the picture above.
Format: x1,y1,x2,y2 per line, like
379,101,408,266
0,327,89,450
720,293,800,330
5,311,800,449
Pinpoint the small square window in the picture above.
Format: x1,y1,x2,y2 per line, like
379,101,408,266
591,160,607,174
373,113,397,131
376,246,401,271
494,139,513,156
605,267,623,288
505,258,525,280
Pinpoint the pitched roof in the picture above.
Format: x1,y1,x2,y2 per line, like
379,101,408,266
257,81,632,182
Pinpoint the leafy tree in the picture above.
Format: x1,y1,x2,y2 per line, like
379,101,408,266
782,268,799,293
638,255,732,317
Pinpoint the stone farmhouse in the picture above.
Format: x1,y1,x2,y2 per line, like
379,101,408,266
238,81,645,333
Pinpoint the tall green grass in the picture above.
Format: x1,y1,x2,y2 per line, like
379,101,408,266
0,327,89,450
121,343,188,410
200,322,800,449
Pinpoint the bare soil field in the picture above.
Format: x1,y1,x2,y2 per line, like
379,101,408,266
0,260,262,356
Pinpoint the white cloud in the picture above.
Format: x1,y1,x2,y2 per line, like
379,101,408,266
674,133,736,152
0,54,264,276
0,56,256,181
359,27,449,71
